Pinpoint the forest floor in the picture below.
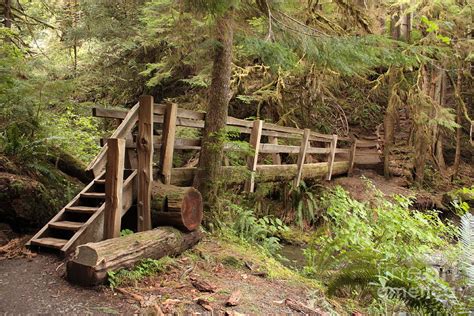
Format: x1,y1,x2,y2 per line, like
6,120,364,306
0,167,471,315
0,237,330,315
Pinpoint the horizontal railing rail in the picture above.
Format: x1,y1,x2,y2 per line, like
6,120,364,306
90,99,382,189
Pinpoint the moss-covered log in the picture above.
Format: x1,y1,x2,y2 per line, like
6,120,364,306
170,161,350,186
66,227,202,286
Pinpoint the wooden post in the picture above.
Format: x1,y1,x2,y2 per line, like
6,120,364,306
137,95,154,232
294,129,311,186
104,138,125,239
125,132,138,170
268,136,281,165
159,103,178,185
348,138,357,177
326,134,338,181
245,120,264,192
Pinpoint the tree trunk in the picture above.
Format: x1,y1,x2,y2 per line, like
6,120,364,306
193,8,234,210
453,68,463,179
66,227,203,286
433,69,447,172
4,0,12,28
384,6,409,179
414,65,431,184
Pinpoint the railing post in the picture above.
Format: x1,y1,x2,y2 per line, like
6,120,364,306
137,95,153,232
125,132,138,170
326,134,338,181
295,129,311,186
159,103,178,185
245,120,264,192
104,138,125,239
348,137,357,177
268,136,281,165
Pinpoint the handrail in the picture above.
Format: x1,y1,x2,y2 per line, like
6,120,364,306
87,102,140,177
91,101,383,188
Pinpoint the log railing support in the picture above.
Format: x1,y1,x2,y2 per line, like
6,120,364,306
295,129,311,186
348,138,357,177
159,103,178,185
268,136,281,165
137,95,154,232
104,138,125,239
326,134,338,181
245,120,264,192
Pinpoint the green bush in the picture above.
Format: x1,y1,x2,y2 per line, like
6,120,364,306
304,185,461,314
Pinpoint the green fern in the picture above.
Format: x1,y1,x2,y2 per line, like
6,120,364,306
459,213,474,287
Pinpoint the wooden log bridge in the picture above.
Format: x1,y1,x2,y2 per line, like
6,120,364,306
27,95,382,255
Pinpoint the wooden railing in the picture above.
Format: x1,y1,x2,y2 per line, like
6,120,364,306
89,96,382,192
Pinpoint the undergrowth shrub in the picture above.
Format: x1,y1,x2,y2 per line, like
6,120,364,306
304,184,463,314
213,195,289,255
285,181,318,228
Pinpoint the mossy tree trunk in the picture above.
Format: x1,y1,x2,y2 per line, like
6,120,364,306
193,8,234,211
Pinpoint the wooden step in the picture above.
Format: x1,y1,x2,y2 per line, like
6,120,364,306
94,179,105,185
30,237,68,249
49,221,84,231
81,192,105,199
65,206,99,214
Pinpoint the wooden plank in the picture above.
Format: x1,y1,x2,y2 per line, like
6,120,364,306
326,134,338,181
245,120,264,192
137,95,154,232
268,137,281,165
306,147,331,154
49,221,84,231
125,133,137,170
259,143,300,154
92,107,127,120
87,102,139,177
227,116,254,128
66,206,99,214
31,237,67,249
295,129,311,186
104,138,125,239
263,122,304,136
159,103,178,185
81,192,106,199
334,148,350,154
348,139,357,177
356,140,379,148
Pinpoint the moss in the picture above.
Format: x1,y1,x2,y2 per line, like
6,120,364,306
279,227,312,246
195,236,324,291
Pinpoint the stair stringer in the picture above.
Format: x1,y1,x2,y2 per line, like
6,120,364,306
62,170,137,254
26,174,102,249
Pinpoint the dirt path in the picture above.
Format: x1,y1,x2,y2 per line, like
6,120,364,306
0,255,136,314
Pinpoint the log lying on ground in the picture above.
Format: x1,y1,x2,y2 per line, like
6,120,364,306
151,181,203,232
170,161,350,186
67,226,202,286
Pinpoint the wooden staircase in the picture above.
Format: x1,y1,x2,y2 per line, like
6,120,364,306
27,169,137,254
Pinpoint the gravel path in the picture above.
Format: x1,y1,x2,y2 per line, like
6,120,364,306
0,255,136,314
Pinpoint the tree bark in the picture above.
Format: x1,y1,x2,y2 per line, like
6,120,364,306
453,68,463,179
4,0,12,28
66,227,203,286
193,8,234,210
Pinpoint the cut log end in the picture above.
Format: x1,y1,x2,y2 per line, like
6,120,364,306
152,183,203,232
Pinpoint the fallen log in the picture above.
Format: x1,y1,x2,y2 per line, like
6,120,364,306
151,181,203,232
67,226,202,286
170,161,350,186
